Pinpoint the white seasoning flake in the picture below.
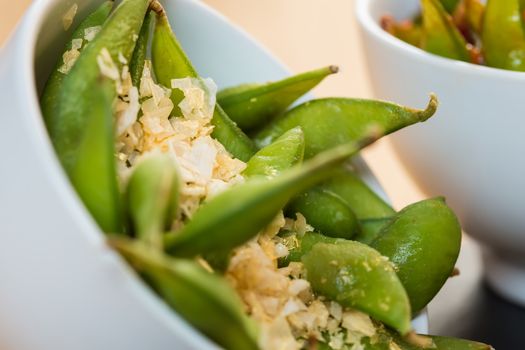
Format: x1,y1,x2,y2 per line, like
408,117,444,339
71,38,83,50
58,48,80,74
84,25,101,42
62,3,78,31
97,48,120,81
118,52,128,65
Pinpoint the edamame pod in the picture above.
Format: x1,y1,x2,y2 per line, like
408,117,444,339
41,0,114,128
129,11,155,86
165,136,379,258
151,8,257,161
112,239,260,350
371,197,462,313
69,78,122,233
125,153,180,246
243,126,305,178
302,241,412,335
254,95,437,158
421,0,470,61
286,188,360,239
217,66,338,131
52,0,151,233
354,217,392,245
481,0,525,71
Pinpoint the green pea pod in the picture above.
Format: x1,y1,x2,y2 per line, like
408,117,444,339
151,9,257,161
125,153,180,246
129,11,155,86
421,0,470,62
243,126,305,178
302,241,412,335
464,0,484,35
41,0,114,128
354,217,392,245
165,136,379,258
112,239,259,350
371,197,461,313
68,78,121,233
217,66,338,131
254,95,437,158
482,0,525,71
51,0,151,233
279,232,337,266
286,188,360,239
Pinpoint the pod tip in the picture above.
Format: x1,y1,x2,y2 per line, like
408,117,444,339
150,0,165,15
329,65,339,74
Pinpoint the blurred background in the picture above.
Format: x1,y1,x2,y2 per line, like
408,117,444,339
1,0,523,348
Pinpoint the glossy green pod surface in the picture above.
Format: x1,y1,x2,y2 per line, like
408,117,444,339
129,10,155,86
254,95,437,159
151,11,257,161
217,66,338,131
421,0,470,61
125,153,180,246
371,197,462,313
302,241,412,335
482,0,525,71
112,239,260,350
243,126,305,178
165,137,378,258
354,217,392,245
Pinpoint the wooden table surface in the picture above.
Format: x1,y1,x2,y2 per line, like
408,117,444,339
2,1,523,349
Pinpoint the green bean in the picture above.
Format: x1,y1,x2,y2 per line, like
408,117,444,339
68,78,121,233
481,0,525,71
286,188,360,239
125,153,180,247
371,197,461,313
165,136,379,258
129,11,155,86
151,8,257,161
217,66,338,131
41,0,114,129
112,239,259,350
354,217,392,245
243,126,305,178
302,241,412,335
254,95,437,159
420,0,470,62
51,0,151,233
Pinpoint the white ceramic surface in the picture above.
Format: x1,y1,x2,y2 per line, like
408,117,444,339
0,0,426,348
357,0,525,306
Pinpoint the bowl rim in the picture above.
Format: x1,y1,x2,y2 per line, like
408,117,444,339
355,0,525,80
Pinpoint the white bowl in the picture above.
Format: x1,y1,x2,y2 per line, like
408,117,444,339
357,0,525,306
0,0,426,348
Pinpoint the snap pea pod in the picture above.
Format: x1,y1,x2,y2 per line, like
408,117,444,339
481,0,525,71
41,0,114,128
254,95,437,158
51,0,151,233
371,197,461,313
112,239,260,350
354,217,392,245
243,126,305,178
302,241,412,335
151,8,257,161
421,0,470,62
217,66,338,131
286,188,360,239
463,0,484,36
125,153,180,246
129,11,155,86
69,78,121,233
279,231,337,266
165,136,379,258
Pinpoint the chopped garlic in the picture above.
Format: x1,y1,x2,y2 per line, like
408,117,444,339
58,48,80,74
97,48,120,81
62,3,78,31
71,38,83,50
84,26,101,42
